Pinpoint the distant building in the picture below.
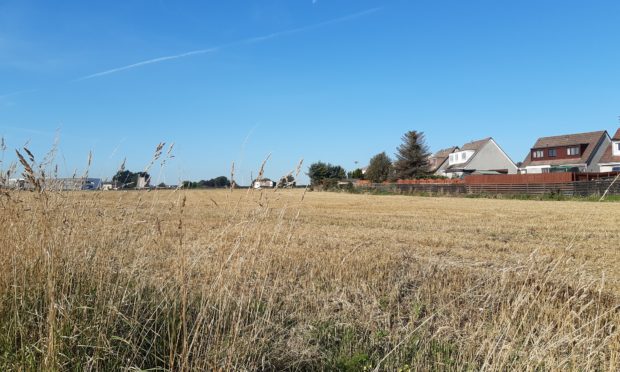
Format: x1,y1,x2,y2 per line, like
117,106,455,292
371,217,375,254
253,178,275,189
598,129,620,172
428,146,459,177
47,178,102,191
6,178,26,189
444,138,517,178
136,175,148,189
521,130,610,174
2,177,102,191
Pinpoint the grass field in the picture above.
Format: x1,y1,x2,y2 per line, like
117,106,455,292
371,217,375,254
1,188,619,370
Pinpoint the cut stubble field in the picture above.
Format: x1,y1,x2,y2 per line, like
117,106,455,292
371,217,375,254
1,188,619,370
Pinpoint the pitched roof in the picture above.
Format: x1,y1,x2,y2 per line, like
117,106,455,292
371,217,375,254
599,146,620,164
599,139,620,164
529,130,606,149
460,137,492,152
432,146,458,158
522,130,608,167
445,138,492,170
428,146,458,172
613,128,620,141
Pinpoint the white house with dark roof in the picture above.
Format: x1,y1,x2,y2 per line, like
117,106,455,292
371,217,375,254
444,137,518,178
253,178,275,189
521,130,610,173
598,129,620,172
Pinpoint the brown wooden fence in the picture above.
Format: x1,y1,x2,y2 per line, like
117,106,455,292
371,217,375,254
357,178,620,197
464,173,575,184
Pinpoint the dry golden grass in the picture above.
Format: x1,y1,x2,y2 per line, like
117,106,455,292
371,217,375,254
1,187,619,370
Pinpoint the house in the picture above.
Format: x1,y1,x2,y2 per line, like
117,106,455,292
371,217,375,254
428,146,458,176
521,130,610,174
253,178,275,189
6,178,26,189
337,179,357,187
48,178,103,191
136,175,149,189
598,129,620,172
444,137,518,178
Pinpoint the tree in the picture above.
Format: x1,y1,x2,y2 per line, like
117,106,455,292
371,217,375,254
366,152,393,183
194,176,231,188
307,162,329,185
307,162,346,186
327,165,346,180
212,176,231,188
393,131,431,180
112,170,151,189
348,168,364,180
112,170,133,188
277,175,296,188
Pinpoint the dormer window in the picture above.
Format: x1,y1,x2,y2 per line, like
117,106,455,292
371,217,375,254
548,148,557,157
449,150,475,166
613,142,620,156
567,146,580,156
533,150,544,159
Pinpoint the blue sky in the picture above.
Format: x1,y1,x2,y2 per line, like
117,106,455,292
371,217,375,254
1,0,620,184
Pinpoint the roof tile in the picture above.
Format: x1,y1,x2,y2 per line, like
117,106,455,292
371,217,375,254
428,146,458,172
446,138,492,170
522,130,607,167
599,142,620,164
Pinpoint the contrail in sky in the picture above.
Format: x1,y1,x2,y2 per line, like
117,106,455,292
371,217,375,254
75,7,382,82
0,125,55,137
242,7,381,44
75,49,219,81
0,89,39,100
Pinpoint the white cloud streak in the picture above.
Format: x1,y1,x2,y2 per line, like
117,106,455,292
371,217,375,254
0,89,39,109
242,7,381,44
0,88,39,100
75,48,219,81
75,7,382,81
0,125,55,137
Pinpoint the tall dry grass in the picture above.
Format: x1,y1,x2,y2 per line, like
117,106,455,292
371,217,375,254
0,147,619,370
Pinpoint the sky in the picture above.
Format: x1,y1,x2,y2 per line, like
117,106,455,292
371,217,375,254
1,0,620,185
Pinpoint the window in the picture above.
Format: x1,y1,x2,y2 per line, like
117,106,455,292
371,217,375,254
532,150,544,158
567,146,580,156
617,143,620,151
461,152,466,160
548,148,557,157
